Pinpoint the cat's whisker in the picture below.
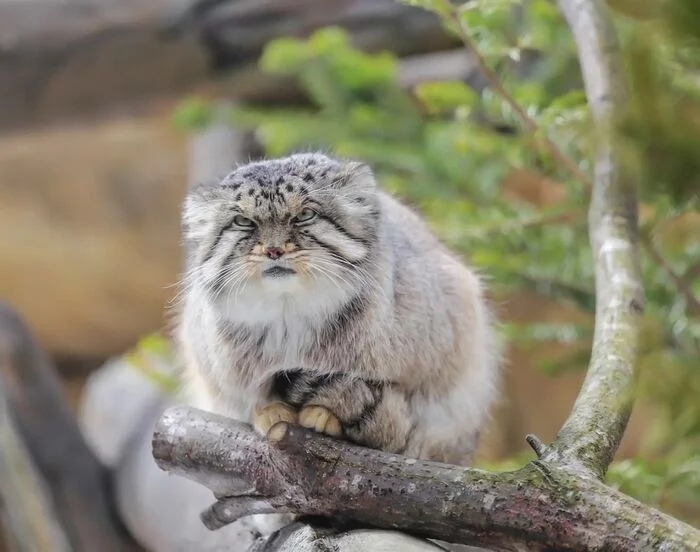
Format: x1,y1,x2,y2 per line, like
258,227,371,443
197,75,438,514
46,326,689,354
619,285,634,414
307,262,348,295
310,257,381,291
168,264,228,307
308,260,360,290
218,263,254,304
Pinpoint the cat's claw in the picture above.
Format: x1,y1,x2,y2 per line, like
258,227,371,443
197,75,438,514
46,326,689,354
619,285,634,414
253,402,298,436
299,405,342,437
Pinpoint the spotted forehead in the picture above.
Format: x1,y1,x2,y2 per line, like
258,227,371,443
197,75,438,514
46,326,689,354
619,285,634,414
218,170,314,220
222,156,340,189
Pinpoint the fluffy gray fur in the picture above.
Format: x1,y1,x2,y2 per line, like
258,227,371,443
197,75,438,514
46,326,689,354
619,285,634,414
174,152,501,467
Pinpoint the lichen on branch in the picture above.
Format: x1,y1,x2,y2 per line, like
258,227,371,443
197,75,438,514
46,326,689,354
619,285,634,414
152,407,700,551
545,0,646,479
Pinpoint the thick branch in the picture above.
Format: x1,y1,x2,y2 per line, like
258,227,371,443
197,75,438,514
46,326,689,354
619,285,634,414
0,377,73,552
547,0,645,478
0,302,140,551
153,407,700,551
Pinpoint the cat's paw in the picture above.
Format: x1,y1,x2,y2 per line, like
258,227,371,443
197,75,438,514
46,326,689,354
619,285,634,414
253,402,298,436
298,405,342,437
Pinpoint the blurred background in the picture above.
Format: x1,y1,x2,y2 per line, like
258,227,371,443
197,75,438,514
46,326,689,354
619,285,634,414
0,0,699,547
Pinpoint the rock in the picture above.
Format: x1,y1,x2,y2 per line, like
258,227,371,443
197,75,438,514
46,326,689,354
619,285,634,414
0,112,187,363
78,354,169,468
77,353,264,551
259,524,450,552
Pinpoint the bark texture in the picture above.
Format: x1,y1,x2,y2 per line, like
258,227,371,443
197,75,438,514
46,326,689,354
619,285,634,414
153,407,700,551
545,0,646,480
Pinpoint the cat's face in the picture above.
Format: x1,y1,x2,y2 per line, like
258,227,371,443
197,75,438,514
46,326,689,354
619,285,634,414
183,153,380,305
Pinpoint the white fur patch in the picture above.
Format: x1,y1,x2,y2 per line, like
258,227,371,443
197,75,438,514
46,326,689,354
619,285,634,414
216,268,355,369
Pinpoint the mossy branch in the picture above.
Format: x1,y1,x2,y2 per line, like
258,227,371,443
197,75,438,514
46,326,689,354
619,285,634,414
542,0,645,479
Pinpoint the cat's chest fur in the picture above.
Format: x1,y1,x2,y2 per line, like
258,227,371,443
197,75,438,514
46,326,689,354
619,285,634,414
209,275,358,383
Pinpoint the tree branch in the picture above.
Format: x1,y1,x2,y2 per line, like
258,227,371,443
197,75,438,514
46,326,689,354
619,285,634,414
149,1,678,549
152,407,700,551
0,373,74,552
641,235,700,316
542,0,645,479
447,7,594,188
0,302,141,551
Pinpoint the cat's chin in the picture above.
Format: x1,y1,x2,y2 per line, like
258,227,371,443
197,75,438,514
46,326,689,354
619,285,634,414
258,271,303,294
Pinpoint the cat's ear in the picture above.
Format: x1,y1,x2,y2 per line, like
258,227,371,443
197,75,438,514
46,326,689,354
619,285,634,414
333,161,380,222
181,185,219,245
337,161,377,193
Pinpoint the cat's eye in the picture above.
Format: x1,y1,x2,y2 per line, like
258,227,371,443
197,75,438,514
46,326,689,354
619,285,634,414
233,215,255,228
293,208,317,224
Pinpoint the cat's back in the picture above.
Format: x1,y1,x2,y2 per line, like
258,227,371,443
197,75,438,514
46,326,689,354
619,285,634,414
375,190,490,353
377,191,476,288
377,191,442,252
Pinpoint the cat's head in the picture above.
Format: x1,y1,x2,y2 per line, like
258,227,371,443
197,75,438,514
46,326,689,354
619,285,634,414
182,152,381,306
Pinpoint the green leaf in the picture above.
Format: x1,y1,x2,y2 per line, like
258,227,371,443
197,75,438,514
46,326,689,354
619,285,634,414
125,333,180,394
259,37,310,73
332,50,398,90
171,96,215,132
414,81,480,114
308,26,352,55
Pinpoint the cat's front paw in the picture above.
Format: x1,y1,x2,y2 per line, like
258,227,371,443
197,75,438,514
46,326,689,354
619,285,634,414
253,402,298,436
298,405,342,437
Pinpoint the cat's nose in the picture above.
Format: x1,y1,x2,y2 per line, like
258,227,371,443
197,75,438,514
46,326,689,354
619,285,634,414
264,246,285,260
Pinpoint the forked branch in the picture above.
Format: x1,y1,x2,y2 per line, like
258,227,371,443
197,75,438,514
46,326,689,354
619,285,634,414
545,0,645,479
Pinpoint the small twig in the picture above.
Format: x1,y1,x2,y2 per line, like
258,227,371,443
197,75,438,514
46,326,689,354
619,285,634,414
642,236,700,316
525,434,549,459
201,497,284,531
448,9,594,188
685,261,700,282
